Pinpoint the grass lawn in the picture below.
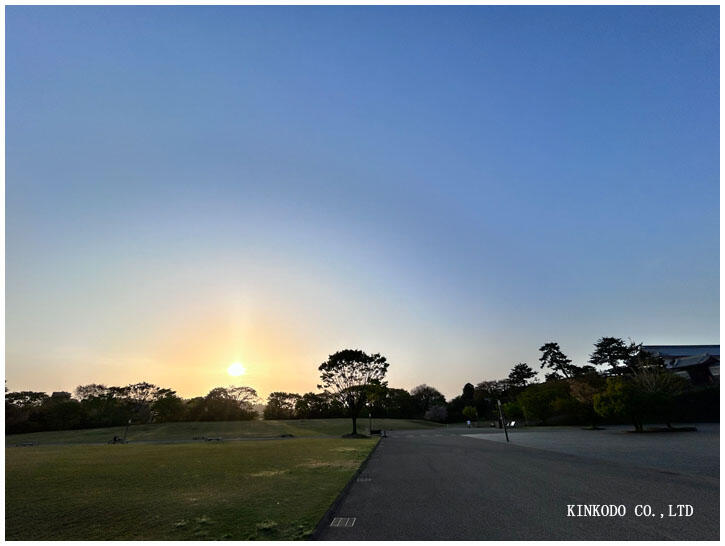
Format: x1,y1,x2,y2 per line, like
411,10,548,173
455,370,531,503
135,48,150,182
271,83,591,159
6,437,378,540
6,418,441,446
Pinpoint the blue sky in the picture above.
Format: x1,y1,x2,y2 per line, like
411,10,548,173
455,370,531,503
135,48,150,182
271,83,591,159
6,6,719,399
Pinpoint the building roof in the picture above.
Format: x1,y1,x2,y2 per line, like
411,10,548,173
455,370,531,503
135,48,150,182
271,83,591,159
642,345,720,370
668,354,720,370
642,345,720,358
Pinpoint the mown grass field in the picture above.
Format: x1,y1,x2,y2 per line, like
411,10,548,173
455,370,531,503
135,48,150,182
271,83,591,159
6,418,441,446
6,437,378,540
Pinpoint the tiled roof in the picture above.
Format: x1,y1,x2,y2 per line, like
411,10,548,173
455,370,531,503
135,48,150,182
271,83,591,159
642,345,719,358
668,354,719,370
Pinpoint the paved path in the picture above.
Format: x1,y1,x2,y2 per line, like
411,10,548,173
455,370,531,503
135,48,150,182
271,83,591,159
317,428,719,540
465,424,719,478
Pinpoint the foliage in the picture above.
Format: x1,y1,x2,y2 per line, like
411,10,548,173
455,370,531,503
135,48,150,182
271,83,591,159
631,366,689,426
569,373,607,428
151,391,186,423
589,337,640,375
628,348,666,372
203,386,258,421
424,405,447,423
294,392,345,419
502,400,524,420
365,387,416,419
410,384,447,418
36,393,84,432
671,386,719,423
462,383,475,402
263,392,300,420
462,405,478,421
318,349,389,434
593,368,689,431
593,377,647,431
538,342,580,379
508,363,537,388
6,391,50,408
446,395,465,423
516,380,573,425
473,380,509,420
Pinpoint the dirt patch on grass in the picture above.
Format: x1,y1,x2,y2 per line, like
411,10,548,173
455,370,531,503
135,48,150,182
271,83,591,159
250,470,288,477
298,459,358,469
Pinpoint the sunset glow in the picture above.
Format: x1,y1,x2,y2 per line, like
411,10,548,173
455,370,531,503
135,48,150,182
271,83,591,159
4,7,718,402
227,362,247,377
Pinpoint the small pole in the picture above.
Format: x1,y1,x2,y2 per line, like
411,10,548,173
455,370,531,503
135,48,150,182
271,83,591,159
497,399,509,443
122,418,132,443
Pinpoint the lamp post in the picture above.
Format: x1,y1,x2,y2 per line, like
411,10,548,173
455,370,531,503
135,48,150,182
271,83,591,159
497,399,509,442
368,402,373,435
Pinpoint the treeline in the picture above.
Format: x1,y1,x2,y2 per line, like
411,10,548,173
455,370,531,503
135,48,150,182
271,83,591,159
5,380,446,435
445,337,718,431
6,383,259,435
6,336,718,435
263,385,447,421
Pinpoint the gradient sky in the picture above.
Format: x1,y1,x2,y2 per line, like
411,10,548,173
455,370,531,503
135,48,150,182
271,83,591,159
6,6,719,400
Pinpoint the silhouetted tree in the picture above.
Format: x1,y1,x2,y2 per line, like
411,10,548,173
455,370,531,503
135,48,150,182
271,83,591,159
318,349,389,435
184,396,207,421
263,392,300,419
295,392,345,419
462,383,475,403
539,342,578,378
473,380,510,420
74,384,108,400
410,384,446,418
5,391,51,433
6,391,49,408
508,363,537,388
589,337,640,375
203,386,258,421
151,390,185,422
371,387,416,419
118,383,167,439
627,348,666,372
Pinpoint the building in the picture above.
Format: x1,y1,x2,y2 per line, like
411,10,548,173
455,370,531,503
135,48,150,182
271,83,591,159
642,345,719,385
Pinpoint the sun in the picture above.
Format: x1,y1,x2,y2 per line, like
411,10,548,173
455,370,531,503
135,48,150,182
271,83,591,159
227,362,246,377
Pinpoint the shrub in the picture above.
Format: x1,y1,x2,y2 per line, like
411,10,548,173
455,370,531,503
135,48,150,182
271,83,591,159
424,405,447,423
517,380,572,425
462,405,478,421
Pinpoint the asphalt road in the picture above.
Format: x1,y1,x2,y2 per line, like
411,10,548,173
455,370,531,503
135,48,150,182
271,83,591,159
317,429,719,540
466,424,719,478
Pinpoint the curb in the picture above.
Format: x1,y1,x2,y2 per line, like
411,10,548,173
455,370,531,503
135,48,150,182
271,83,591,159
309,435,382,540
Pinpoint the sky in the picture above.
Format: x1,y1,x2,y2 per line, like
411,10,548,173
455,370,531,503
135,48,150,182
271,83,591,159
6,6,719,401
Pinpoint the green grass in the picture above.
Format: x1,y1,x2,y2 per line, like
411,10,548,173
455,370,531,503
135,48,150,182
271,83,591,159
6,437,378,540
6,418,441,446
